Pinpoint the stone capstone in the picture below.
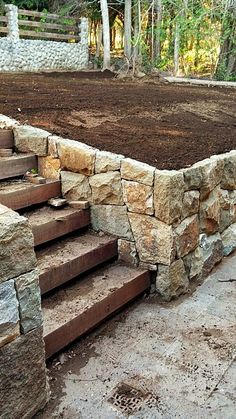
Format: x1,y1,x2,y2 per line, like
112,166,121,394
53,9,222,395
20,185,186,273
61,170,91,201
0,205,37,283
91,205,133,240
221,223,236,256
89,172,123,205
199,190,220,234
58,138,96,176
38,156,61,179
95,150,123,173
175,215,199,258
156,259,189,301
121,158,155,186
128,213,175,264
47,135,62,158
122,180,154,215
221,151,236,190
15,270,42,334
0,114,19,129
154,170,185,225
0,280,20,348
0,328,48,419
14,125,50,156
118,239,138,266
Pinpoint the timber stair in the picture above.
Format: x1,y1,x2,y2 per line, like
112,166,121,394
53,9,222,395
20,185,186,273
0,128,150,359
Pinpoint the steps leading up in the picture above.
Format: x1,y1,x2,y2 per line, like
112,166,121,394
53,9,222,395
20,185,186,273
0,154,37,180
0,179,61,210
37,232,118,295
0,129,14,149
42,263,150,359
23,205,90,246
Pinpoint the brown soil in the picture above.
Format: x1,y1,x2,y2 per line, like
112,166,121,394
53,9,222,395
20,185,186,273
0,71,235,170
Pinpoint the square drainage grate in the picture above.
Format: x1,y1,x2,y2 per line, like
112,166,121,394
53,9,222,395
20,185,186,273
107,382,158,415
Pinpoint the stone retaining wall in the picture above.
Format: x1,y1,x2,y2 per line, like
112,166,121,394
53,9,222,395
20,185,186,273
0,5,88,73
0,203,48,418
1,114,236,302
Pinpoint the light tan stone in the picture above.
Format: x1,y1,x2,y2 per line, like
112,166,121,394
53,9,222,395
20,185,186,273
38,156,61,179
201,233,223,277
221,151,236,190
154,170,185,225
128,213,175,265
122,180,153,215
58,138,96,176
183,246,203,280
121,158,155,186
14,125,50,156
91,205,133,240
95,151,124,173
118,239,138,266
0,205,36,283
221,223,236,256
61,171,91,201
200,190,221,234
156,259,189,301
182,157,224,199
0,280,20,348
47,135,63,157
0,114,19,129
182,190,200,219
175,215,199,258
89,172,123,205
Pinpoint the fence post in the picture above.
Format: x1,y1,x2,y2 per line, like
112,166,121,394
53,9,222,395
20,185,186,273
5,4,19,41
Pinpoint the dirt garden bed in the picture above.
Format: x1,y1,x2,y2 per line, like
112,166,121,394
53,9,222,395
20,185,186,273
0,71,235,170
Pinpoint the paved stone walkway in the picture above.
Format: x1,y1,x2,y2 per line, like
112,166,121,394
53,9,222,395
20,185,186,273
38,253,236,419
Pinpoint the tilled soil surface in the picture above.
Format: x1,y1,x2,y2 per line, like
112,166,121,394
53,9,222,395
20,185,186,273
0,71,235,170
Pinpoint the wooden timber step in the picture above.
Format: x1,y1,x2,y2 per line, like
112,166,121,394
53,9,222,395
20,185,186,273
42,263,150,358
0,153,37,180
0,129,14,149
36,232,118,295
23,205,90,247
0,179,61,210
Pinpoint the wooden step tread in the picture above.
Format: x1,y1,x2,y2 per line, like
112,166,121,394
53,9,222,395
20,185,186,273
36,232,118,295
0,179,61,210
0,153,37,181
23,205,90,246
0,129,14,149
42,263,150,358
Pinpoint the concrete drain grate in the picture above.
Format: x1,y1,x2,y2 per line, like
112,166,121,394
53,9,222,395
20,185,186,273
108,383,158,415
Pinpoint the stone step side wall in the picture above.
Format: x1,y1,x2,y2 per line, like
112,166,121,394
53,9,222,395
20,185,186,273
1,113,236,303
0,203,48,419
0,5,88,73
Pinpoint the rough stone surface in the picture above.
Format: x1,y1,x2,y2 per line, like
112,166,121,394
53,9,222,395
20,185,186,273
118,239,138,266
128,213,175,264
47,135,61,158
0,327,48,419
175,215,199,258
122,180,153,215
201,233,223,277
221,223,236,256
58,139,96,176
0,205,36,283
183,246,204,280
89,172,123,205
61,170,91,201
0,280,19,348
14,125,49,156
182,157,224,199
0,114,19,129
15,270,42,334
95,151,123,173
221,151,236,190
38,156,61,179
182,190,200,219
200,190,221,234
156,259,189,301
91,205,133,240
121,158,154,186
154,170,185,225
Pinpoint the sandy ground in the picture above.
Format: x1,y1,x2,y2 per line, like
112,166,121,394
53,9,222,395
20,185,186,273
36,252,236,419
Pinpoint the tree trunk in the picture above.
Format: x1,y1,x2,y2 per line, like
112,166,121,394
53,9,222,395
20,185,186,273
154,0,162,62
174,21,180,76
100,0,111,70
124,0,132,60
